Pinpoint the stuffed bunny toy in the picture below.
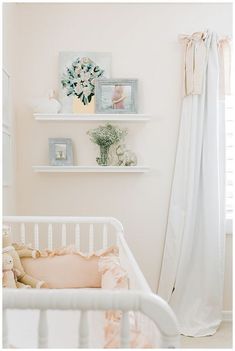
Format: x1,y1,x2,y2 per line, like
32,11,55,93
2,253,18,288
3,227,45,288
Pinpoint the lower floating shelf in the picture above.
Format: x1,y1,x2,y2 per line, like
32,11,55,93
32,166,150,173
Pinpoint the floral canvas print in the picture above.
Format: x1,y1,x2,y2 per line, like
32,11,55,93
59,52,111,113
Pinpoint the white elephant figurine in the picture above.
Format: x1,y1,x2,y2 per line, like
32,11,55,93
116,144,137,166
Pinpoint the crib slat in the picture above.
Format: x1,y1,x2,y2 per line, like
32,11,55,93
34,224,39,250
75,224,80,250
38,310,48,348
116,233,120,247
120,312,130,348
89,224,94,253
3,310,8,348
48,224,53,250
5,224,12,239
61,224,67,247
79,311,89,348
20,223,26,244
102,224,108,249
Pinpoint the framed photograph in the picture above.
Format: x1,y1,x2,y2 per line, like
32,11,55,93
49,138,73,166
59,52,111,113
95,79,138,114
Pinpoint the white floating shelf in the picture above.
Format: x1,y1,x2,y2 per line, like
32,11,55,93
32,166,150,173
33,113,150,122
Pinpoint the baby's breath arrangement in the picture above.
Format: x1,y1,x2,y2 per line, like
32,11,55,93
87,123,127,166
87,123,127,147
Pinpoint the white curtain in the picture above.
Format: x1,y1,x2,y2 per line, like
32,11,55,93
158,31,228,337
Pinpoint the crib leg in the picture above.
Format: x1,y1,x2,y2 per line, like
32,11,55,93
79,311,89,348
120,312,130,348
38,310,48,348
3,310,8,348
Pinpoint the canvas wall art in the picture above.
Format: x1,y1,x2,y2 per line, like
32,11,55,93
59,52,111,113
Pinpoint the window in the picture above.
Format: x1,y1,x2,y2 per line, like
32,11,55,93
225,95,234,233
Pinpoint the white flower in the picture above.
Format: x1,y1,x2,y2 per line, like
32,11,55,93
84,72,91,81
82,57,90,64
75,67,81,75
75,85,83,95
80,71,85,81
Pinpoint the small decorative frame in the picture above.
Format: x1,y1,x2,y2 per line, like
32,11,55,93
95,79,138,114
49,138,73,166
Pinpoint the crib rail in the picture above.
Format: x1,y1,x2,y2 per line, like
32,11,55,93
3,216,123,231
3,216,124,252
3,216,151,292
3,289,180,348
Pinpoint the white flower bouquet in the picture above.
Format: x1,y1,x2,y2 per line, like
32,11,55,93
61,57,104,106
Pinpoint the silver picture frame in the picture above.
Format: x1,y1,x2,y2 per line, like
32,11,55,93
49,138,73,166
95,79,138,114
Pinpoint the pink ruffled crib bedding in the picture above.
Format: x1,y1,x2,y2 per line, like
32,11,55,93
10,244,157,348
21,245,119,289
99,254,153,348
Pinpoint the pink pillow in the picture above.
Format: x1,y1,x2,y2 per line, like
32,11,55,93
21,246,118,289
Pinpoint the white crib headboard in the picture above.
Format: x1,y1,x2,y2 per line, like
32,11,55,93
3,216,124,253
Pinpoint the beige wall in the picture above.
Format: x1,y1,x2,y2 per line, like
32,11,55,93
3,3,232,310
2,3,18,215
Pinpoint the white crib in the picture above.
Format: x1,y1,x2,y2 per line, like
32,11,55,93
3,216,180,349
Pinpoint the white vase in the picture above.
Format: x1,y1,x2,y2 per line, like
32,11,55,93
33,90,61,113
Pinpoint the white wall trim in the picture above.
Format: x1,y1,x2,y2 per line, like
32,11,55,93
222,310,233,322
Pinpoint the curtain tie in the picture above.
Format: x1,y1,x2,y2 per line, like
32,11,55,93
179,31,208,96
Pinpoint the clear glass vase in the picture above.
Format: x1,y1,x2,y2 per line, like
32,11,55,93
96,145,110,166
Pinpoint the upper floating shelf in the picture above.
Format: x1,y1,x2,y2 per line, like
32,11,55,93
33,113,151,122
32,166,150,173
